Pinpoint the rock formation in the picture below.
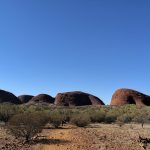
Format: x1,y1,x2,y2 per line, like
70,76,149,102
28,94,54,104
0,89,21,104
18,95,34,103
54,91,104,106
110,88,150,106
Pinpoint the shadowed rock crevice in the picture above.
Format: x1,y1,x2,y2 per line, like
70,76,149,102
142,98,150,106
127,96,136,104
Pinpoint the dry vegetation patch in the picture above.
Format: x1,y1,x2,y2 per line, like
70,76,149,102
0,104,150,150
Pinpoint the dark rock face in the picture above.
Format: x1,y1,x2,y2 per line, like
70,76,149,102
54,91,104,106
0,89,21,104
28,94,54,104
18,95,34,103
110,88,150,106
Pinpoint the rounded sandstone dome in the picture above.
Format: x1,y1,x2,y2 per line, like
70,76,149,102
0,89,21,104
54,91,105,106
110,88,150,106
18,95,34,103
28,94,54,104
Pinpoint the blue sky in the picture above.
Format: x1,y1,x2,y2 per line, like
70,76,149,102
0,0,150,104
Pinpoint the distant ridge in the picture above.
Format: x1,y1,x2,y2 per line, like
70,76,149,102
0,88,150,106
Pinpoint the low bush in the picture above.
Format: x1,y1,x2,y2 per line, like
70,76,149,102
105,112,117,123
7,111,49,142
89,110,105,123
116,114,132,124
133,108,150,128
50,110,64,128
0,103,18,123
70,113,90,127
59,109,71,123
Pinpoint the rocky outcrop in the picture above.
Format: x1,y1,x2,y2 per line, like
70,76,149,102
54,91,104,106
18,95,34,103
28,94,54,104
110,88,150,106
0,89,21,104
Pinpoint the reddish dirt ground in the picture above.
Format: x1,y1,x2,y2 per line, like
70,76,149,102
32,124,150,150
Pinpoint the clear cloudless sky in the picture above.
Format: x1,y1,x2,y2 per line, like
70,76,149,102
0,0,150,104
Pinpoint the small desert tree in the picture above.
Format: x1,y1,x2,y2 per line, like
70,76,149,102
116,113,132,125
7,111,49,142
133,108,150,128
50,110,65,128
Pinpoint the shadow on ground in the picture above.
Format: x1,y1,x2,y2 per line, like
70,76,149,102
31,138,70,145
44,126,77,130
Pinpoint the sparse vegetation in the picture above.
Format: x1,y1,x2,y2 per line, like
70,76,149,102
49,110,64,128
7,111,49,142
0,104,149,126
88,110,105,123
133,108,150,128
105,112,117,123
0,103,19,123
70,113,90,127
0,103,150,149
116,114,132,125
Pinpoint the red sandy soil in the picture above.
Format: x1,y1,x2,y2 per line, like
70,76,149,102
32,124,150,150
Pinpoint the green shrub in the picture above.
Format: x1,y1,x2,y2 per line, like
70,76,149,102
0,103,18,123
59,109,71,123
89,111,105,123
133,108,150,128
7,111,49,142
70,113,90,127
105,112,117,123
116,114,132,124
50,110,64,128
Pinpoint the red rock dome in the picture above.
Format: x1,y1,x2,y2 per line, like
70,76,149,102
28,94,54,104
18,95,34,103
0,89,21,104
54,91,104,106
110,88,150,106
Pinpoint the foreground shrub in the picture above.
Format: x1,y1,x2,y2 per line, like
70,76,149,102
105,112,117,123
7,111,49,142
133,108,150,128
59,108,71,124
70,113,90,127
0,103,18,123
116,114,132,124
50,110,64,128
89,110,105,123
